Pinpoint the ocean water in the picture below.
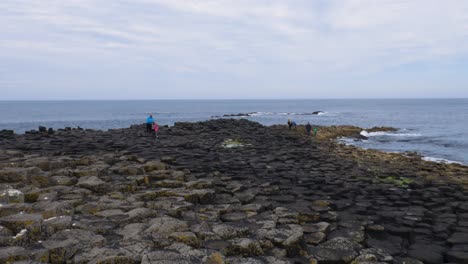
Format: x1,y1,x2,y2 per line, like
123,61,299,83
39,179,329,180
0,99,467,165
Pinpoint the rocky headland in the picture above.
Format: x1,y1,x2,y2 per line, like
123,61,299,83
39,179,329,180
0,119,467,264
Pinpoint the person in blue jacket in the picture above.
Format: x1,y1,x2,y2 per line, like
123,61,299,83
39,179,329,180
146,114,154,133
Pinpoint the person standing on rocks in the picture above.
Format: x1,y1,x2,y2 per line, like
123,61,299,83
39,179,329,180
288,119,297,130
305,122,312,135
153,122,159,138
146,114,154,134
291,121,297,129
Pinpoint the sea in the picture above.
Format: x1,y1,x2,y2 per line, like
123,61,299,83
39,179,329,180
0,99,467,165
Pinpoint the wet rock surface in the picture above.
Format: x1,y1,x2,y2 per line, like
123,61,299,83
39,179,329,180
0,119,467,263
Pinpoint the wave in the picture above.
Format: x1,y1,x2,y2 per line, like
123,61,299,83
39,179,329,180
422,156,464,165
244,111,329,116
361,130,422,138
248,112,273,116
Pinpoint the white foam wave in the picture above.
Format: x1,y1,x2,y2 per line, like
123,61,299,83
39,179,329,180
293,112,328,116
366,131,422,137
422,156,463,165
249,112,273,116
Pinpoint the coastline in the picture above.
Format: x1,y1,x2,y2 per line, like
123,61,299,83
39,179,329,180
1,119,468,263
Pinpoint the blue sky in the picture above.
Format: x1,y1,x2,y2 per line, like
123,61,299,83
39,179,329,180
1,0,468,99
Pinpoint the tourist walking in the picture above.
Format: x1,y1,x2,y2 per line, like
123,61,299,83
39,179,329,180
146,114,154,133
305,122,312,135
287,119,296,130
153,122,159,138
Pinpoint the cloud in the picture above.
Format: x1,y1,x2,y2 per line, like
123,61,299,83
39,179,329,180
1,0,468,98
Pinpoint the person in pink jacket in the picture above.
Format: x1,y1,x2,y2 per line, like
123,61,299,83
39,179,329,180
153,122,159,138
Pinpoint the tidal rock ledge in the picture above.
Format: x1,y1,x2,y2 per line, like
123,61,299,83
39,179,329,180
0,119,467,263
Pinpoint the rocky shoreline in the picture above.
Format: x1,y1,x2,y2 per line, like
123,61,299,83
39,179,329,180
0,119,468,264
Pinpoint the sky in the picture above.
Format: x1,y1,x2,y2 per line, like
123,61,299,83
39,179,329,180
1,0,468,100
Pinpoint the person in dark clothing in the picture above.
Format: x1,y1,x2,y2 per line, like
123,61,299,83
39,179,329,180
305,122,312,135
146,114,154,133
287,119,292,130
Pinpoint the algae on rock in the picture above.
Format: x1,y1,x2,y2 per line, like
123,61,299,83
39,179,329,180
221,139,251,148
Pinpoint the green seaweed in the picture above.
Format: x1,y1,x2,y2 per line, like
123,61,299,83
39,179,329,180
378,176,413,187
221,139,250,148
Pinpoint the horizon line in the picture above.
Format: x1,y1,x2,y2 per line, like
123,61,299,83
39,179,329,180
1,97,467,102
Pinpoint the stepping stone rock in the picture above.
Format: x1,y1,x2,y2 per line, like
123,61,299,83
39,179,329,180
170,231,200,248
49,176,76,186
227,238,264,257
77,176,107,193
302,222,330,233
446,250,468,264
43,215,72,236
304,232,326,245
0,188,24,204
0,168,28,182
221,212,248,222
359,248,393,262
142,250,198,264
182,189,215,204
42,229,105,263
311,237,362,263
145,216,189,237
0,213,42,233
116,223,146,241
256,224,303,253
205,252,225,264
143,161,167,172
212,224,249,239
448,232,468,244
73,247,136,264
225,257,264,264
0,246,29,263
407,243,444,264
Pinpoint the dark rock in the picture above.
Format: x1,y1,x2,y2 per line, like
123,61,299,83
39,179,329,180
0,130,15,139
42,229,105,263
145,216,189,237
310,237,362,263
0,213,42,233
1,118,468,262
223,112,257,117
226,238,264,256
304,232,325,245
446,250,468,264
221,212,248,222
448,232,468,244
0,246,29,263
407,243,444,264
141,250,199,264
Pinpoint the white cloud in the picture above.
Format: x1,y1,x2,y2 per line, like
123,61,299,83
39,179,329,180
1,0,468,98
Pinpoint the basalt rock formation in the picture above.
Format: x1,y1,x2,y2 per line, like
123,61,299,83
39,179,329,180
0,119,467,264
222,113,257,117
